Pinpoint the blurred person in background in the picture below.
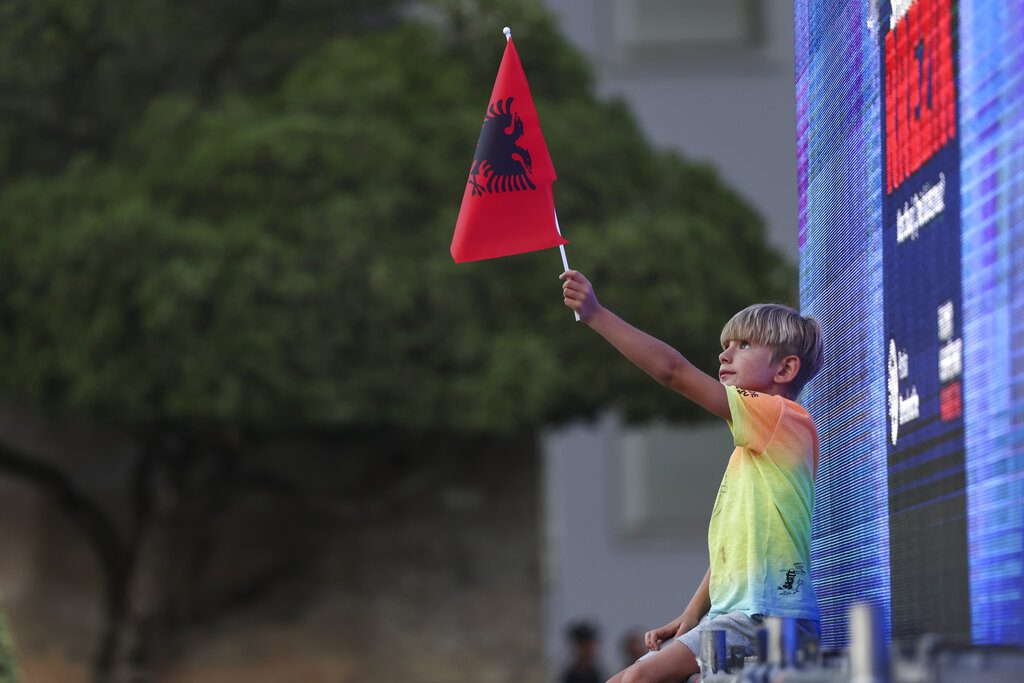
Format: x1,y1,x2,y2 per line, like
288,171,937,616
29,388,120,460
619,629,646,669
560,620,604,683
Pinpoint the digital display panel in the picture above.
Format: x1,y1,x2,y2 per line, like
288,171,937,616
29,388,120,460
881,0,969,640
796,0,1024,648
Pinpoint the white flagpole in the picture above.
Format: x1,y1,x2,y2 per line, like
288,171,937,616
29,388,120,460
554,209,581,322
504,26,580,322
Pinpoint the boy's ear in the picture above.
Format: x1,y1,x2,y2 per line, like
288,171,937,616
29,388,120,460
775,355,801,385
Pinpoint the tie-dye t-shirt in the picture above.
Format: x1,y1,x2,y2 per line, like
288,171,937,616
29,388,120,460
707,385,820,621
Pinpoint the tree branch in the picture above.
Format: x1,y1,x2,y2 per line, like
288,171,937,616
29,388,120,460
0,438,129,617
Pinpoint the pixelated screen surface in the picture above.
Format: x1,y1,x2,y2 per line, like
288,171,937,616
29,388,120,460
796,0,1024,648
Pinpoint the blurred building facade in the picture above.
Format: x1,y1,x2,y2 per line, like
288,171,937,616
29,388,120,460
544,0,799,258
540,0,798,676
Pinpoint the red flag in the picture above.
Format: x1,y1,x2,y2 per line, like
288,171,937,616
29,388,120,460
451,37,568,263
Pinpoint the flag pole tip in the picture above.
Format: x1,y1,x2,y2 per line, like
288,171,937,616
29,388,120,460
503,26,511,40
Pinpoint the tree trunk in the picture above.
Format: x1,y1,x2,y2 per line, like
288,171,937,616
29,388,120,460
98,433,237,683
0,436,129,683
100,518,171,683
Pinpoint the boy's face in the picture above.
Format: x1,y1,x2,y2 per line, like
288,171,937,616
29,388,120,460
719,338,785,394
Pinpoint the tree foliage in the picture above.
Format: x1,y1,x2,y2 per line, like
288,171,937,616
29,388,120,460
0,0,399,179
0,0,793,435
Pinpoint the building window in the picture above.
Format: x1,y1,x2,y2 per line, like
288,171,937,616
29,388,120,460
612,0,763,50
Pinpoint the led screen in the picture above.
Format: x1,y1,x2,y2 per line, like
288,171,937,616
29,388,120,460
796,0,1024,648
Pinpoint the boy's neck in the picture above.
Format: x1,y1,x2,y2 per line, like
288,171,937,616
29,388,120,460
761,384,795,401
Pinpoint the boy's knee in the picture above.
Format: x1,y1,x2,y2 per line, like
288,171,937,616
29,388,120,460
616,643,697,683
620,666,655,683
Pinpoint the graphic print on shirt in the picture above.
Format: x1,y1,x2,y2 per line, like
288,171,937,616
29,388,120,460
777,562,806,596
711,472,728,518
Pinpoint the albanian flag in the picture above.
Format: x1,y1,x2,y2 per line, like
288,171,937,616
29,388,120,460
450,37,568,263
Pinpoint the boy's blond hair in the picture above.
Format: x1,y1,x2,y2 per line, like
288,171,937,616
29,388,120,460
720,303,824,398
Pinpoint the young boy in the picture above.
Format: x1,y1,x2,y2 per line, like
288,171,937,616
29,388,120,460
559,270,823,683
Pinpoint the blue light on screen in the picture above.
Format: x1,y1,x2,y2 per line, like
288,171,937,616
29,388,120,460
797,0,1024,647
960,0,1024,645
796,0,891,651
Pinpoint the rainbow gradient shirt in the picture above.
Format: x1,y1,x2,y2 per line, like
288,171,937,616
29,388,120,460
707,385,820,621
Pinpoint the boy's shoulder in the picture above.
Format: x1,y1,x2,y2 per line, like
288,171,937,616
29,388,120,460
728,385,816,431
728,385,794,412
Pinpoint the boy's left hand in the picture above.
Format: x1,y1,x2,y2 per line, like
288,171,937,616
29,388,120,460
559,270,601,321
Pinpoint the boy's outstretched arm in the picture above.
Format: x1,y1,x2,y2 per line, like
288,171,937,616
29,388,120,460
560,270,730,421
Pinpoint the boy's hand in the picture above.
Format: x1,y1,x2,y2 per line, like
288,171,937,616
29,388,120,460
644,614,699,652
673,615,699,639
560,270,601,322
644,621,677,652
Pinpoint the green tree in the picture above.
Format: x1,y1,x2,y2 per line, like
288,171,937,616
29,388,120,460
0,611,16,683
0,1,793,680
0,0,402,181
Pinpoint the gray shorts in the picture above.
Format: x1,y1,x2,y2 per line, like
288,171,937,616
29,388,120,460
676,611,820,660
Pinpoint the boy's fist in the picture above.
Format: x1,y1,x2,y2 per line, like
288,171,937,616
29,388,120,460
559,270,601,321
644,622,678,652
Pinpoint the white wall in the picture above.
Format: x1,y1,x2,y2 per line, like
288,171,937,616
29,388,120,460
542,414,733,677
543,0,799,262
